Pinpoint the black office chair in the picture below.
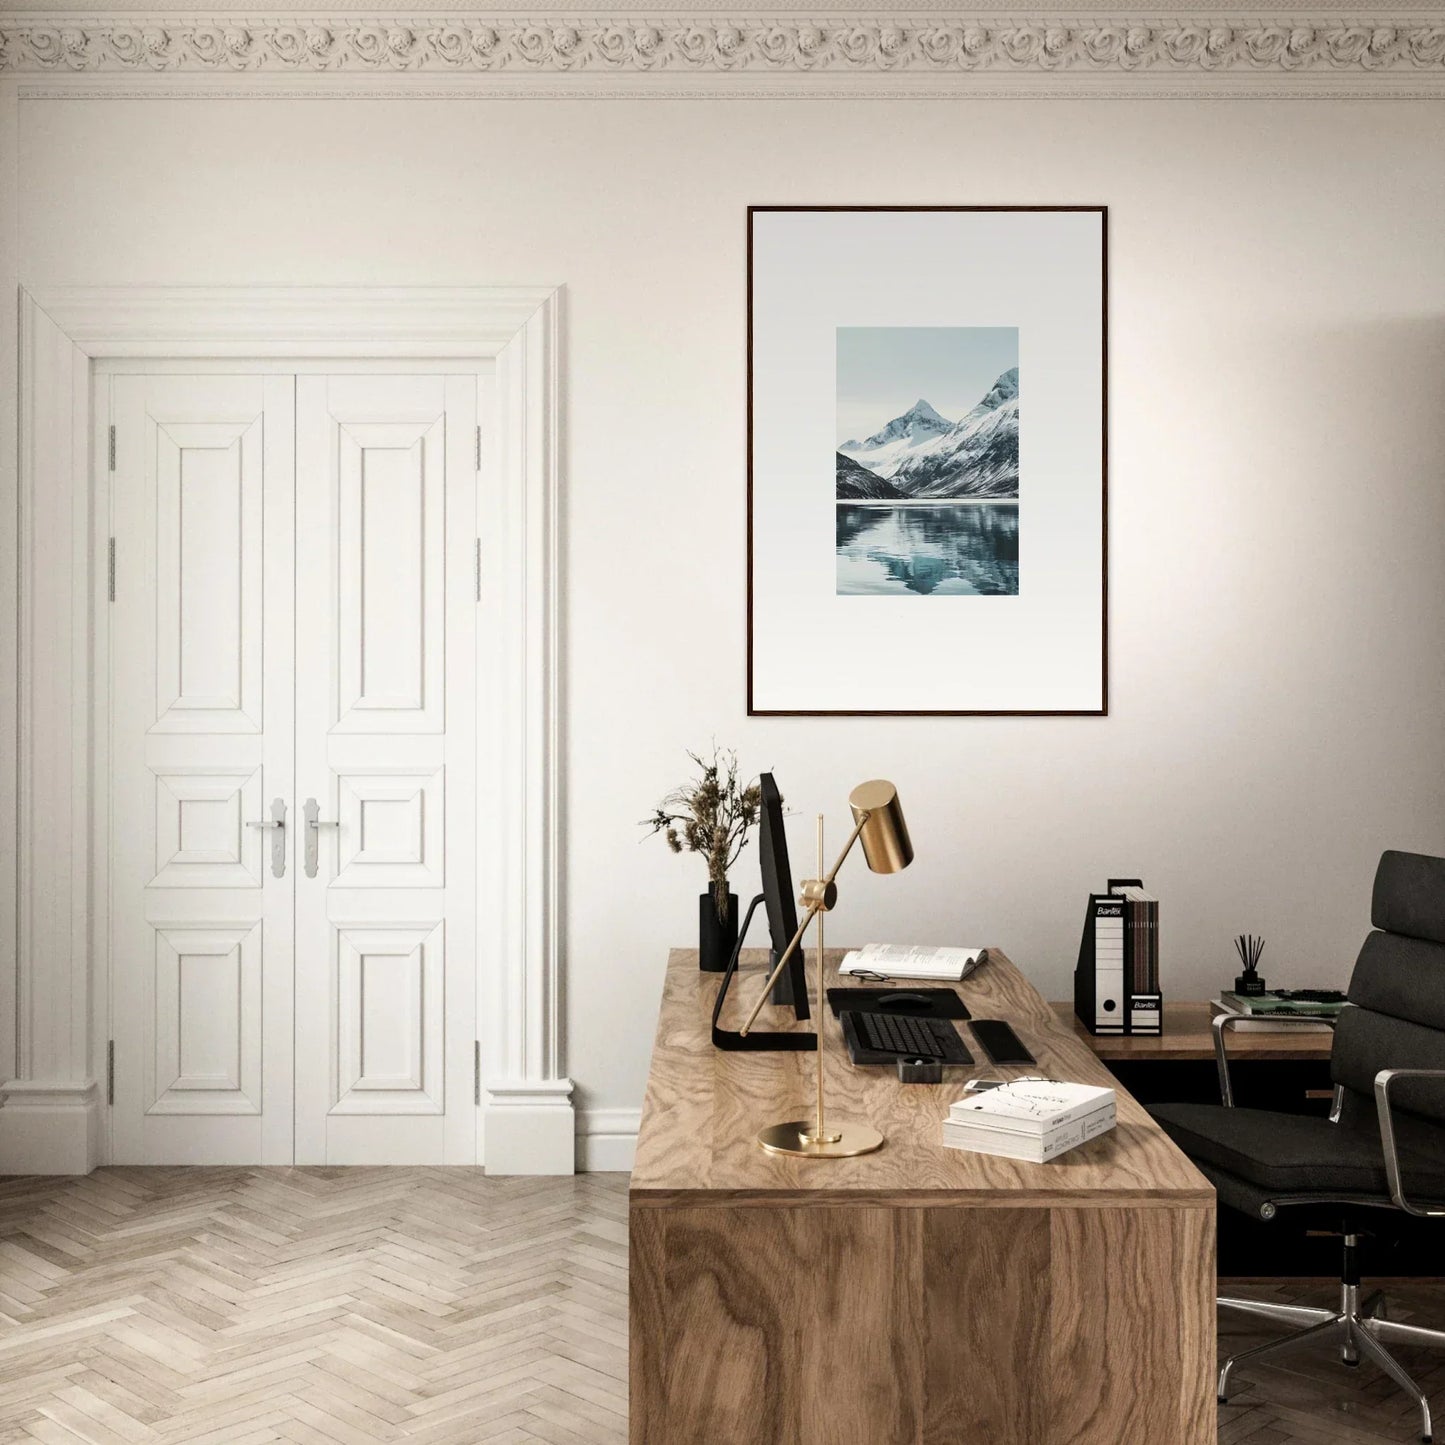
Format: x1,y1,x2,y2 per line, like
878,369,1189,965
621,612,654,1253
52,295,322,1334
1151,850,1445,1443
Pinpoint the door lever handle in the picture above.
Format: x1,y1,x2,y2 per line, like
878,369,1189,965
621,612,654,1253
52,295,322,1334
303,797,339,880
246,797,288,878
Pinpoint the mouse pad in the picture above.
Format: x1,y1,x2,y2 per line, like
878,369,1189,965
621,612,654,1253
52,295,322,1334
826,987,970,1021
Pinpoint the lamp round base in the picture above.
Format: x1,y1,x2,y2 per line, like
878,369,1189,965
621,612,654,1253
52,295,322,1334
756,1119,884,1158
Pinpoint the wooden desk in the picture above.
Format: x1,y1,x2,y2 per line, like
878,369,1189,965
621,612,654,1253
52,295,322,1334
1052,999,1334,1062
630,949,1216,1445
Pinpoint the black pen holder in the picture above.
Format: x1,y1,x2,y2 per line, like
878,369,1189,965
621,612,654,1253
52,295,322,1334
1235,972,1267,997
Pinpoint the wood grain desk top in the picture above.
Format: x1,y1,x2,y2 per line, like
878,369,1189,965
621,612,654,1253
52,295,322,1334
630,948,1213,1209
1051,1000,1334,1062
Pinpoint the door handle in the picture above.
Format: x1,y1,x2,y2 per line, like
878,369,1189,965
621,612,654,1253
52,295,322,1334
303,797,339,879
246,797,288,879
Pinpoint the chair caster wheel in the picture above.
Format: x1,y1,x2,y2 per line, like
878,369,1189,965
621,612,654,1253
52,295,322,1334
1342,1358,1360,1368
1217,1397,1227,1405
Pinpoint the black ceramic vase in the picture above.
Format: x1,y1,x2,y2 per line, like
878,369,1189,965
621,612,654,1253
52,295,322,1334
699,888,739,972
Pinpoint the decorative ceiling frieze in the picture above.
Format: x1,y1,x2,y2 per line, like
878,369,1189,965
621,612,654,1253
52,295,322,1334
3,12,1444,91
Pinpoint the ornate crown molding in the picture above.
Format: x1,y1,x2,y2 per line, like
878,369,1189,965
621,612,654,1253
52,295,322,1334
3,12,1445,89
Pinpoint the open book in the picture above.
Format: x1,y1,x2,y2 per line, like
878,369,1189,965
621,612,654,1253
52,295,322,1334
838,943,986,982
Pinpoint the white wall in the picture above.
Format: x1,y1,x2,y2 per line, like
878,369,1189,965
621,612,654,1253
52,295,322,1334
16,95,1445,1145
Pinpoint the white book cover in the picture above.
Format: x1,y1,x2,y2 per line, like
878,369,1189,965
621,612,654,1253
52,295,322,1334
949,1079,1115,1134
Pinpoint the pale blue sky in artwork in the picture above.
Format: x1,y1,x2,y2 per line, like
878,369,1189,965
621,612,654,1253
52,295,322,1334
836,326,1019,445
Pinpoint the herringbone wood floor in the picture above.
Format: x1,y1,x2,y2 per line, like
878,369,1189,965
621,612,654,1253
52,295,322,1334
0,1169,1439,1443
0,1169,628,1444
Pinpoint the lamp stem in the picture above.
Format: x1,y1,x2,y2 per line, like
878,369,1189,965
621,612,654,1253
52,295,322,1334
815,814,827,1144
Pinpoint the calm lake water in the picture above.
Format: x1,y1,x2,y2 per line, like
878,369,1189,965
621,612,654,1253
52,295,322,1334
836,502,1020,596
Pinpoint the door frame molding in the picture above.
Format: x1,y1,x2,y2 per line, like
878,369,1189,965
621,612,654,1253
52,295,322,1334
6,285,572,1175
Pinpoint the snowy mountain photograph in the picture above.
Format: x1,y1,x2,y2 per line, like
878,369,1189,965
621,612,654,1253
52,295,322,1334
836,326,1020,596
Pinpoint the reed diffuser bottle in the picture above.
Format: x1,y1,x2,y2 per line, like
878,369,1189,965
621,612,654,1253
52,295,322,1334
1233,934,1266,996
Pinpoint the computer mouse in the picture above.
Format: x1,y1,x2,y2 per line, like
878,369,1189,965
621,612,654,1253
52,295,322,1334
878,992,931,1010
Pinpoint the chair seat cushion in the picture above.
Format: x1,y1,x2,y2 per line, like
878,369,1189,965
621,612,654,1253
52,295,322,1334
1149,1102,1445,1199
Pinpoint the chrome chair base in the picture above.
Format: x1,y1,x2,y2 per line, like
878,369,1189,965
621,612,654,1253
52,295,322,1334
1219,1281,1445,1443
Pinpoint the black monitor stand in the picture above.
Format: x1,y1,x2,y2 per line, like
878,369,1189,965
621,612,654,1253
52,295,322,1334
711,894,816,1052
769,947,806,1009
757,772,810,1021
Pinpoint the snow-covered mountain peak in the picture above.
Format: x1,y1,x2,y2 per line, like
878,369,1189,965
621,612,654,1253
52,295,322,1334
976,368,1019,412
855,397,952,449
839,397,955,478
903,398,947,425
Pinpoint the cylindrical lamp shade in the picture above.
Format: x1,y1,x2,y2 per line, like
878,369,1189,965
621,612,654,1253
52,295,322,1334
848,780,913,874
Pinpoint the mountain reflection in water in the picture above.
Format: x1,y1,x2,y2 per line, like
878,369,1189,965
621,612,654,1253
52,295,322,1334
836,503,1020,596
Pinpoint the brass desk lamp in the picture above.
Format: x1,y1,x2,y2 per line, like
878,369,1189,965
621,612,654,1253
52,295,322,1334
739,779,913,1158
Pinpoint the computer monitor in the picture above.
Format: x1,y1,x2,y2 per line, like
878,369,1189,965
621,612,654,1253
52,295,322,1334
758,773,810,1020
709,771,815,1051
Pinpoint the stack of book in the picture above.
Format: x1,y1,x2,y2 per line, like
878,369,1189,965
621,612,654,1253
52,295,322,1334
941,1080,1117,1163
1211,989,1346,1033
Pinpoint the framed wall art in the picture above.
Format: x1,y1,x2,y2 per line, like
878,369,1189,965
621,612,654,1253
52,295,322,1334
747,205,1108,716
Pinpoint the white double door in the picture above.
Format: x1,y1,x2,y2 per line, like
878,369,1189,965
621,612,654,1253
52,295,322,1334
108,369,481,1165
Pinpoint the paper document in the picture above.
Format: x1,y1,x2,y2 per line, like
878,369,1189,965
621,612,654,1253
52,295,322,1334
839,943,985,982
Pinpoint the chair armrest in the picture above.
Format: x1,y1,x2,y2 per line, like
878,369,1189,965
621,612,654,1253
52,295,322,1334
1374,1068,1445,1218
1212,1011,1338,1108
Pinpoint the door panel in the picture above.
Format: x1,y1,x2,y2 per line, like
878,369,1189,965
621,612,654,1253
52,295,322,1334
149,922,262,1115
294,375,477,1165
152,422,264,732
333,921,444,1114
335,420,445,731
334,768,445,888
110,375,295,1164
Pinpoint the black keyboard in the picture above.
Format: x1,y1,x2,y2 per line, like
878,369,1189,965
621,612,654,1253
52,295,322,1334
842,1011,973,1065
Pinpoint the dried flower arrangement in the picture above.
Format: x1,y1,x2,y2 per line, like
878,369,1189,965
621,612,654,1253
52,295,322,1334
643,746,763,921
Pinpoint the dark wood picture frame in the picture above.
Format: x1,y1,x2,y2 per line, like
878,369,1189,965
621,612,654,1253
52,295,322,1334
746,204,1109,717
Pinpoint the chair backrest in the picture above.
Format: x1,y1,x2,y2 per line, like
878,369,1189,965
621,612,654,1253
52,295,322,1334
1332,850,1445,1125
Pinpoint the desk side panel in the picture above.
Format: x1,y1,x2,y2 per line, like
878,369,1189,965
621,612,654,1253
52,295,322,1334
922,1207,1052,1444
630,1203,923,1445
1049,1205,1217,1443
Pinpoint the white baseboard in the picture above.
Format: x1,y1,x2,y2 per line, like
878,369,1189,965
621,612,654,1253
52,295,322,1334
483,1079,576,1175
576,1107,639,1173
0,1081,102,1175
